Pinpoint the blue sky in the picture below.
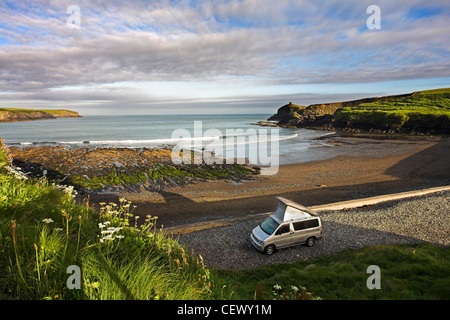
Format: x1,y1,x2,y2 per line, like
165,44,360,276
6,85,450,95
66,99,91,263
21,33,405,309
0,0,449,115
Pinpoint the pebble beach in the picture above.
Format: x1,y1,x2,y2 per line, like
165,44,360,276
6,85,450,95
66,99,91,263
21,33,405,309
178,190,450,270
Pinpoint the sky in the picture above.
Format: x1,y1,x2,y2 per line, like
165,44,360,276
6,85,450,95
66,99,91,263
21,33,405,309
0,0,449,115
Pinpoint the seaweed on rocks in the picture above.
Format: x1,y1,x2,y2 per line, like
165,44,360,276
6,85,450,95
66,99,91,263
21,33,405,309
10,146,260,193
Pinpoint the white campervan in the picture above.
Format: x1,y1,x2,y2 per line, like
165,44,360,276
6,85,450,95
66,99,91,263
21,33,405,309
250,197,323,255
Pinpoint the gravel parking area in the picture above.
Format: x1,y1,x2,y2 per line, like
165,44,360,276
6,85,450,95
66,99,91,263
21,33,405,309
178,190,450,270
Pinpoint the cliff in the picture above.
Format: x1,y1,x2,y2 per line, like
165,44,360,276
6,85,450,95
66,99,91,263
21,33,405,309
267,89,450,135
268,93,414,127
0,108,82,122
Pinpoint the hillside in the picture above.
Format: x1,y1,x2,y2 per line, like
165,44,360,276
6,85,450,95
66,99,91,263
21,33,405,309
0,108,81,122
268,88,450,135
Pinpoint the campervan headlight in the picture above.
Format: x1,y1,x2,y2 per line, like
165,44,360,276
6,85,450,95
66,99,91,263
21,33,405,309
251,232,264,245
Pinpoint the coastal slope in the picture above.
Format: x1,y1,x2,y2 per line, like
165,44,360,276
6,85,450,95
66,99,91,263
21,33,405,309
0,108,81,122
268,88,450,134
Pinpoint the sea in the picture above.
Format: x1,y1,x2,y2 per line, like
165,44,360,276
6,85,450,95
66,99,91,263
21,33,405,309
0,114,338,165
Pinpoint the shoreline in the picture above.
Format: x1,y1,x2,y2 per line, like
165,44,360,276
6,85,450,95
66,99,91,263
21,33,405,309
8,134,449,229
83,135,450,228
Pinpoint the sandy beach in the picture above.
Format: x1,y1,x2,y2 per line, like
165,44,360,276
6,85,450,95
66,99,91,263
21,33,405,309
84,134,450,229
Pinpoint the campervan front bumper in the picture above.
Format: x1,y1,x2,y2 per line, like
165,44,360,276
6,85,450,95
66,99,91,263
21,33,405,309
250,232,264,252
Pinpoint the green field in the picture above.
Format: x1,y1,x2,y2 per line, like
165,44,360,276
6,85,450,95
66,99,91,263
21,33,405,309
334,88,450,134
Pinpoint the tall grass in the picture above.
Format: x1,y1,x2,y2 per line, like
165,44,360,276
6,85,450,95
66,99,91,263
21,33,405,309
78,198,213,300
0,176,212,299
0,165,96,299
0,138,212,300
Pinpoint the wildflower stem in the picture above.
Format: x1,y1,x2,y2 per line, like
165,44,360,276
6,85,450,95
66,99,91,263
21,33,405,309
34,243,40,282
75,215,82,261
9,220,31,290
63,213,69,259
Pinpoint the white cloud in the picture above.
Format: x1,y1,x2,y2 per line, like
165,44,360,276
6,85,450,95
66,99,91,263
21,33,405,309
0,0,449,113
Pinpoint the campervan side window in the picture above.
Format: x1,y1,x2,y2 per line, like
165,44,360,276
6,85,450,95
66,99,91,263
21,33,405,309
293,218,319,231
275,224,290,235
306,219,319,229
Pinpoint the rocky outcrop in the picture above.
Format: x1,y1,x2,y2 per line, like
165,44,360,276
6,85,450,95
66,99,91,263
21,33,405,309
268,102,307,121
0,109,81,122
10,146,259,193
265,90,450,135
268,93,416,129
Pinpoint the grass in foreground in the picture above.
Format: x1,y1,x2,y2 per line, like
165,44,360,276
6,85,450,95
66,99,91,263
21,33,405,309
0,170,212,300
0,139,212,300
211,243,450,300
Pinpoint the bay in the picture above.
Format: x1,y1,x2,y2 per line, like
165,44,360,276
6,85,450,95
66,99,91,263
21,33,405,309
0,114,336,165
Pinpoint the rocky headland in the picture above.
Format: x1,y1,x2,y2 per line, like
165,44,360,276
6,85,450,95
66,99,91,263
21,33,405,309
267,88,450,135
0,108,81,122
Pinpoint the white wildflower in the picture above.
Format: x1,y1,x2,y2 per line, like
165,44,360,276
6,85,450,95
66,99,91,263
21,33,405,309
42,218,54,224
98,224,124,243
3,165,28,180
273,284,282,291
53,184,78,198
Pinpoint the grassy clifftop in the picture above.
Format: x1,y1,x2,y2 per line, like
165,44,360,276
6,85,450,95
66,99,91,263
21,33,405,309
0,108,81,122
269,88,450,135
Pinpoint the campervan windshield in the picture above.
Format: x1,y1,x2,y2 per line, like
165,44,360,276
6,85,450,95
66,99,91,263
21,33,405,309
260,217,279,235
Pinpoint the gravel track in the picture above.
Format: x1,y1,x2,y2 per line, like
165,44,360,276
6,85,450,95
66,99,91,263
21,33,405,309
178,190,450,270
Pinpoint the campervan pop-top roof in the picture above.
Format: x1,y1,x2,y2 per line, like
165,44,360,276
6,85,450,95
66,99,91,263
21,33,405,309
272,197,318,222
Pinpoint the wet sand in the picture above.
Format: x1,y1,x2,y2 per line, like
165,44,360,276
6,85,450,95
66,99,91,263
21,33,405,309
84,135,450,229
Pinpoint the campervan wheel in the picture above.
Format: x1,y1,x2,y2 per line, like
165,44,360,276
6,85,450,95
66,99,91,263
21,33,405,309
264,244,276,255
305,237,316,247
